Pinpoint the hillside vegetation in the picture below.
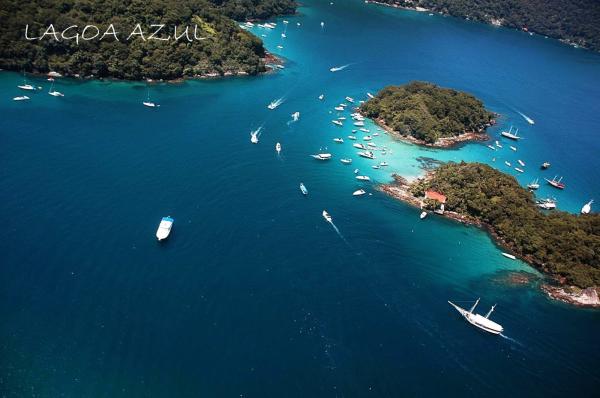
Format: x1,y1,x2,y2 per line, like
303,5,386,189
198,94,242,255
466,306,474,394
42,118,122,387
0,0,296,80
373,0,600,51
360,81,494,144
409,162,600,288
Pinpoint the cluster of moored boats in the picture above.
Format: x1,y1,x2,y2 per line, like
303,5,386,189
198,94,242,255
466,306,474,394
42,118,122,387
12,71,64,101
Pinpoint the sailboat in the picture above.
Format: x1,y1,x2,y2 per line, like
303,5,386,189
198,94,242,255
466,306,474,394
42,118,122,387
545,175,565,189
581,200,593,214
501,126,521,140
143,88,159,107
17,72,36,91
48,81,64,97
448,299,504,335
527,179,540,190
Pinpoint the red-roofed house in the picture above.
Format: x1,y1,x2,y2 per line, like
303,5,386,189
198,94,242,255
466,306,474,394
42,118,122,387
425,190,447,204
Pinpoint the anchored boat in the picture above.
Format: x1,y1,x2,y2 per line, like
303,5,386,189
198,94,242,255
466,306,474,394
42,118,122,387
448,299,504,335
156,216,174,241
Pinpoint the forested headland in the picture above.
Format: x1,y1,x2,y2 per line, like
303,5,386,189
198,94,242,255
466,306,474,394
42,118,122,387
0,0,297,80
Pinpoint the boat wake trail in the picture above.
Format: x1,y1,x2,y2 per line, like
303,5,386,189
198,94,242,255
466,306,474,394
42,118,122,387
329,63,352,72
328,222,351,247
516,110,535,125
500,333,523,346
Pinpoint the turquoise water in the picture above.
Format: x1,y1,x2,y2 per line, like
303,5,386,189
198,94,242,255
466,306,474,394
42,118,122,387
1,1,599,396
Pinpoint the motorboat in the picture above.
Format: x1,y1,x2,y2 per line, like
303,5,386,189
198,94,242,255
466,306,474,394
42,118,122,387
487,145,496,151
517,160,525,167
353,143,366,149
318,94,324,100
510,146,517,151
156,216,174,241
367,92,375,99
291,111,300,121
501,253,516,260
267,97,284,109
353,121,365,127
13,96,30,101
504,161,511,167
48,82,64,97
332,120,343,126
345,96,354,103
541,162,551,169
581,200,593,214
379,162,389,167
340,158,352,164
372,165,380,169
495,140,502,148
275,142,282,154
357,151,375,159
333,138,344,143
359,128,370,133
514,167,524,173
353,189,366,196
355,175,370,181
448,299,503,335
348,135,357,140
420,211,427,219
300,183,308,196
322,210,332,222
250,127,261,144
363,136,372,141
311,153,332,160
334,106,345,111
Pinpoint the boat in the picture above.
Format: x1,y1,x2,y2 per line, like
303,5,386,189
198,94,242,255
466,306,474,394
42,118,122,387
156,216,174,241
340,158,352,164
379,162,389,167
353,121,365,127
142,88,158,107
518,111,535,125
357,151,375,159
354,168,359,174
321,21,325,28
13,96,30,101
17,84,35,91
329,64,349,72
501,252,516,260
541,162,551,169
367,92,375,99
372,165,380,169
537,198,557,210
517,160,525,167
353,143,366,149
334,106,345,111
345,96,354,103
373,132,379,136
311,153,332,160
318,94,324,100
420,211,427,219
348,135,357,140
448,299,503,335
353,189,366,196
501,126,521,140
545,175,565,189
333,138,344,143
277,45,284,49
48,82,64,97
275,142,282,154
291,111,300,121
510,146,517,151
581,200,593,214
363,136,372,141
338,117,346,121
487,145,496,151
515,167,524,173
281,33,286,38
495,140,502,148
359,128,370,133
332,120,343,126
322,210,332,222
356,175,371,181
504,161,511,167
250,127,262,144
300,183,308,196
267,97,284,109
527,179,540,190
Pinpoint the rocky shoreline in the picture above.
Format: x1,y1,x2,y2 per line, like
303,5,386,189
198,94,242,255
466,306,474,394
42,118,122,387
380,174,600,308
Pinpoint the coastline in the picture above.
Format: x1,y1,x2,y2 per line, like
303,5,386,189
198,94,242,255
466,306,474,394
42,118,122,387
379,174,600,308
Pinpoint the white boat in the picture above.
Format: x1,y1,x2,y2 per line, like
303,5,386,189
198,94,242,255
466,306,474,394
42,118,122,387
13,96,30,101
267,97,284,109
143,88,158,107
518,111,535,125
156,216,174,241
334,106,345,111
275,142,282,154
487,145,496,151
332,120,343,126
250,127,262,144
495,140,502,148
48,82,64,97
373,132,379,136
504,161,511,167
329,64,349,72
367,92,375,99
322,210,332,222
347,135,357,140
353,189,366,196
357,151,375,159
47,71,62,78
501,252,516,260
420,211,427,219
353,143,366,149
321,22,325,28
281,33,286,38
340,158,352,164
345,96,354,103
333,138,344,143
537,198,557,210
527,179,539,190
448,299,503,335
371,165,380,169
515,167,524,173
17,84,35,91
517,160,525,167
501,126,521,140
359,128,370,133
356,175,370,181
300,183,308,195
311,153,332,160
379,162,389,167
581,200,593,214
318,94,324,100
363,136,372,141
510,146,517,151
291,111,300,121
354,168,359,174
353,121,365,127
337,116,346,121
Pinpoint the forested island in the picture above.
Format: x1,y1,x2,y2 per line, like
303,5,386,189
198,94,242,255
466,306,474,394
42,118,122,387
382,162,600,306
0,0,297,80
368,0,600,52
360,81,495,147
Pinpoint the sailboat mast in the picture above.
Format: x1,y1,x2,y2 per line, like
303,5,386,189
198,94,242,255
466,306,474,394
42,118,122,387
469,298,480,313
485,304,496,318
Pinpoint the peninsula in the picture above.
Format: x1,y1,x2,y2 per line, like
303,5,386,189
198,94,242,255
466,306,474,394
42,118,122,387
360,81,495,147
382,162,600,306
367,0,600,52
0,0,297,80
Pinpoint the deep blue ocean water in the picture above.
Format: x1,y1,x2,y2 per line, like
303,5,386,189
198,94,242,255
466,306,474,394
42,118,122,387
1,0,599,396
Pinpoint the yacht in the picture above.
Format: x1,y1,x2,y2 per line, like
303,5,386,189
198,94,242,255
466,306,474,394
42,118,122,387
334,106,344,111
363,135,372,141
340,158,352,164
372,165,380,169
353,121,365,127
504,161,511,167
581,200,593,214
281,33,286,38
373,132,379,137
353,143,366,150
510,146,517,151
322,210,332,222
311,153,332,160
332,120,343,126
545,175,565,189
353,189,366,196
333,138,344,143
517,160,525,167
345,96,355,103
537,198,557,210
13,96,30,101
448,299,503,335
357,151,375,159
355,175,371,181
300,183,308,196
348,135,357,140
502,253,517,260
367,92,375,99
527,179,539,190
501,126,521,140
515,167,524,173
156,216,174,241
420,211,427,219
